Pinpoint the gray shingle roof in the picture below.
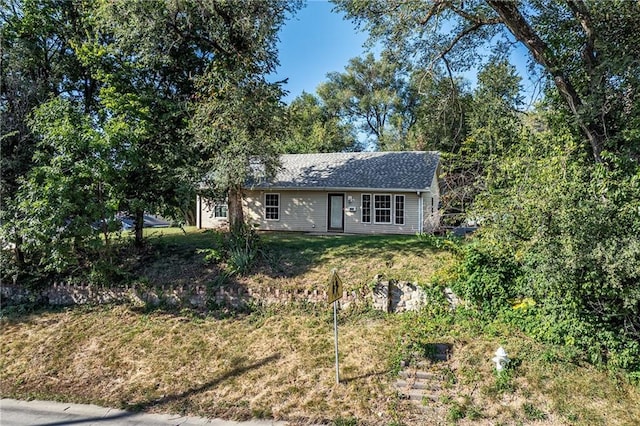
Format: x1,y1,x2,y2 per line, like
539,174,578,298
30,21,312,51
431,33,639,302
248,151,439,191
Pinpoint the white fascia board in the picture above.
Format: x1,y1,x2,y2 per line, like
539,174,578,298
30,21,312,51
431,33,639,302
246,186,432,193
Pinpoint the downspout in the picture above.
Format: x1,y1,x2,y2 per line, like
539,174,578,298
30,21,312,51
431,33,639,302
196,195,201,229
417,191,424,234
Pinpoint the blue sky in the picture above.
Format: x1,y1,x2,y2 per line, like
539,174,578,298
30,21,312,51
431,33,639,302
273,1,368,103
273,1,542,106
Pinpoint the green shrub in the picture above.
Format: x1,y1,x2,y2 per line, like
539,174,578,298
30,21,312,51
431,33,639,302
450,241,523,314
227,248,256,275
453,132,640,373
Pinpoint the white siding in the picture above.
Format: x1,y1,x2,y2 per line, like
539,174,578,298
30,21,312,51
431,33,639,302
199,183,440,235
424,172,441,233
246,190,427,235
197,195,229,229
244,190,328,232
343,191,422,235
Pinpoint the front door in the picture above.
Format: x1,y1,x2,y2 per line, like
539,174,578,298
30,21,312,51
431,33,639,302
328,194,344,232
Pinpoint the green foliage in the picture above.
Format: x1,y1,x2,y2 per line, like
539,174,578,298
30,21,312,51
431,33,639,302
415,232,462,252
451,120,640,372
446,397,482,423
227,248,257,276
523,403,547,421
451,241,523,314
485,370,515,397
224,223,262,276
1,0,101,270
317,53,412,150
196,224,262,276
5,98,120,275
1,0,302,283
332,416,358,426
334,0,640,162
282,92,359,153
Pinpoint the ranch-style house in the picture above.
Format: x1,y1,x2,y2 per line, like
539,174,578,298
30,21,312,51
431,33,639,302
197,151,440,235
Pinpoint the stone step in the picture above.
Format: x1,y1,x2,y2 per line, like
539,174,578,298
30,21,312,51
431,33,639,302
398,370,438,380
414,360,438,369
394,380,440,391
406,389,424,401
428,352,449,362
401,389,439,403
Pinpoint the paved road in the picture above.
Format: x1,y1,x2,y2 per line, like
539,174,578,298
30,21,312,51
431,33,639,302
0,399,287,426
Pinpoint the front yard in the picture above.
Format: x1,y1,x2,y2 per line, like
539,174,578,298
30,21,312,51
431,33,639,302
2,229,639,425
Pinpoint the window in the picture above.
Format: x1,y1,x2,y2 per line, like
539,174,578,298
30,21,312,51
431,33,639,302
214,203,228,218
361,194,371,223
265,193,280,220
374,194,392,224
395,195,405,225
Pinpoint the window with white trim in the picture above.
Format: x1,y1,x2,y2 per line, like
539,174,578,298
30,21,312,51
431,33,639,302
395,195,405,225
374,194,392,224
214,203,228,218
361,194,371,223
265,193,280,220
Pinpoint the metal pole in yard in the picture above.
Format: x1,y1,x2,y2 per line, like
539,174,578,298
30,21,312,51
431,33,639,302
333,299,340,384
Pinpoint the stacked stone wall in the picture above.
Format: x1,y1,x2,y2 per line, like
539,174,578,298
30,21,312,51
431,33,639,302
1,275,433,313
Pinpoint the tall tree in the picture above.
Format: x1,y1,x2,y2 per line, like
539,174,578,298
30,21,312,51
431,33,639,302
83,0,213,246
190,0,302,229
317,53,411,151
333,0,640,163
282,92,358,154
13,98,119,275
193,68,287,230
404,70,471,152
1,0,99,263
442,59,523,216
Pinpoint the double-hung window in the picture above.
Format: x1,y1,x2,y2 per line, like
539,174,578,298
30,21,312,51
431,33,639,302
374,194,392,224
361,194,371,223
395,195,405,225
265,193,280,220
214,203,228,218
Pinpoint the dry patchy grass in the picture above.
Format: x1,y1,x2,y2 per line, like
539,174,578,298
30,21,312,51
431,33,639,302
397,312,640,426
0,305,407,425
3,231,639,425
3,305,640,425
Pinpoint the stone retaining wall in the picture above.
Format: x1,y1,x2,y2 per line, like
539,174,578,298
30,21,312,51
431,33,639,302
1,276,433,313
371,275,429,313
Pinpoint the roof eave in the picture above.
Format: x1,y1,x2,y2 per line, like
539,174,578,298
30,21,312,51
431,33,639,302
245,186,432,193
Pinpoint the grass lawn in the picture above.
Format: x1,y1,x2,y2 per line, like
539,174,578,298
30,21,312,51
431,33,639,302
2,228,639,425
135,227,453,292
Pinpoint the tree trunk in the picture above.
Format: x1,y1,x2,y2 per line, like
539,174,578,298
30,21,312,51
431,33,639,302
486,0,604,163
13,235,25,269
227,186,244,232
134,208,144,248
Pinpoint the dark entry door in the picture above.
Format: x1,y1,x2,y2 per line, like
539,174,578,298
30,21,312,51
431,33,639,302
328,194,344,232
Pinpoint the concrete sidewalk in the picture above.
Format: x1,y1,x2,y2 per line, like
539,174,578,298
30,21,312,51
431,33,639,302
0,399,288,426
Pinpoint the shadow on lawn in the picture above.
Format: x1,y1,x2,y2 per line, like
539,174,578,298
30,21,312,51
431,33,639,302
259,233,439,278
32,353,281,426
124,353,281,412
341,369,390,385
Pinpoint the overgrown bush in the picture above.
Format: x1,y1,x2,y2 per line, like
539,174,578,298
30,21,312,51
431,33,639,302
198,223,262,276
449,127,640,373
450,240,523,314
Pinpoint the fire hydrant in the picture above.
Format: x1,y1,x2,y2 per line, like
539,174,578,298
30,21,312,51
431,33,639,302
492,347,510,371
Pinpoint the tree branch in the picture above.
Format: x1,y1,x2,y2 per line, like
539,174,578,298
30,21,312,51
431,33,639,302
486,0,603,163
419,0,448,25
566,0,597,70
